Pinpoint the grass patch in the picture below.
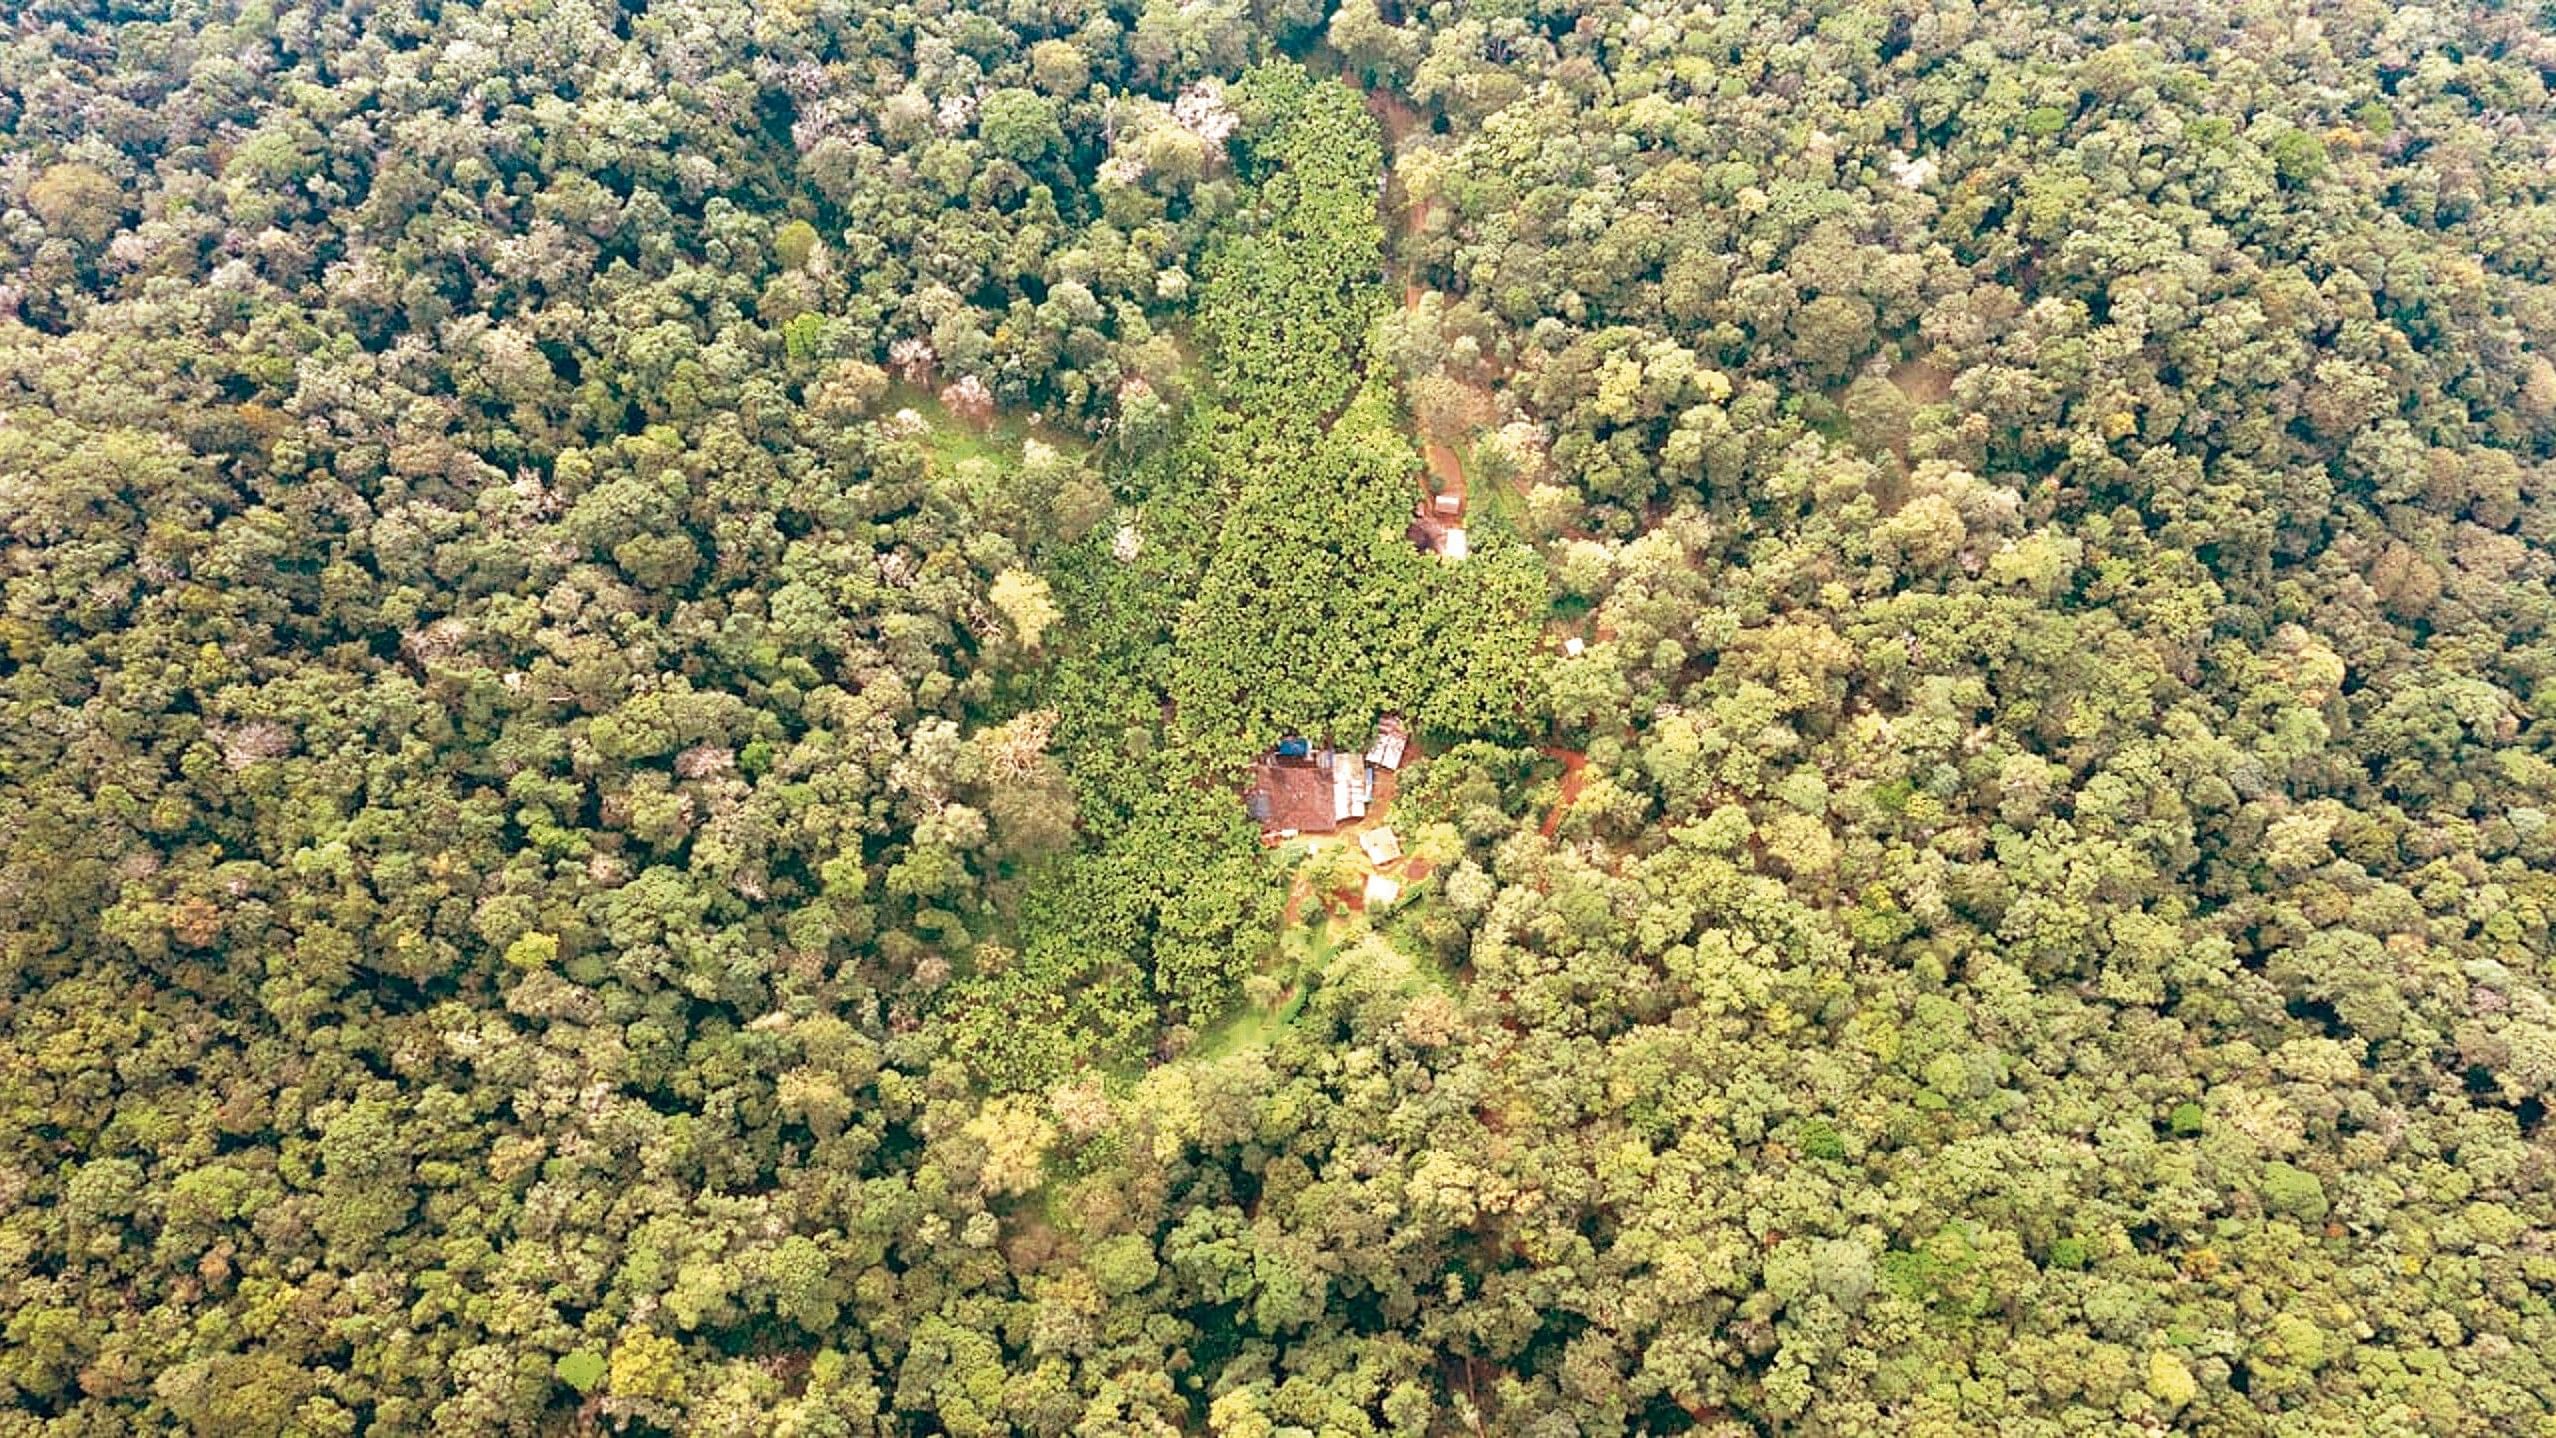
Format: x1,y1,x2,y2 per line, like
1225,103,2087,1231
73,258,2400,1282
1195,982,1312,1063
883,382,1088,479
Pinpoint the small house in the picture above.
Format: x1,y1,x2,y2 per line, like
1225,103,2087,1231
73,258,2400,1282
1331,759,1376,826
1359,827,1402,866
1247,726,1401,838
1365,716,1409,771
1248,742,1383,836
1248,748,1342,835
1363,873,1402,908
1563,636,1586,658
1409,508,1470,562
1433,493,1462,517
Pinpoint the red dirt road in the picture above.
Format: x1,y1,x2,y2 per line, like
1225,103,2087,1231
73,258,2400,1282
1538,747,1589,839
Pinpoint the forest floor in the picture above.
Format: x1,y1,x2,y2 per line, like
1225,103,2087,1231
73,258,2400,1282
1890,356,1954,406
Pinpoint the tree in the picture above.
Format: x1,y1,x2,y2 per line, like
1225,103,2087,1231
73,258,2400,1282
28,162,122,243
979,89,1065,164
990,568,1061,651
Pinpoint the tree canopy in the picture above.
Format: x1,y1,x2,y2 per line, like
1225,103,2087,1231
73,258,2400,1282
4,0,2556,1433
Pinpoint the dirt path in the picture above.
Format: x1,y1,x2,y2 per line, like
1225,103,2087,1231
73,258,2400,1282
1366,87,1426,152
1280,880,1310,930
1537,747,1589,840
1417,411,1469,507
1372,92,1482,517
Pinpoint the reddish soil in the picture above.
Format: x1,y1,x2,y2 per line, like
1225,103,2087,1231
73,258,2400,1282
1370,88,1448,246
1420,431,1468,507
1537,747,1589,839
1369,85,1497,519
1398,240,1477,512
1366,88,1426,150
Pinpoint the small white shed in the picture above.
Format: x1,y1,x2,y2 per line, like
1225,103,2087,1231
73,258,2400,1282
1359,827,1402,866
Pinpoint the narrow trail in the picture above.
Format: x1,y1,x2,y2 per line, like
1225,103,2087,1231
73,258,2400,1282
1418,415,1470,508
1373,79,1595,841
1537,747,1590,840
1369,85,1476,516
1280,881,1310,930
1398,269,1475,515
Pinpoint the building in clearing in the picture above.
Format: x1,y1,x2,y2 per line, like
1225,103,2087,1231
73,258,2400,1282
1432,492,1462,517
1330,755,1374,825
1363,873,1402,908
1406,507,1469,563
1246,720,1417,839
1365,716,1409,771
1359,826,1402,866
1246,743,1381,837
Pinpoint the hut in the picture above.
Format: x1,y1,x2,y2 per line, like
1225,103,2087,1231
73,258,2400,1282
1246,744,1381,836
1331,757,1375,826
1247,749,1339,834
1365,716,1409,771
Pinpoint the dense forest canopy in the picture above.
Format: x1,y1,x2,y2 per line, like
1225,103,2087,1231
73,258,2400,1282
3,0,2555,1432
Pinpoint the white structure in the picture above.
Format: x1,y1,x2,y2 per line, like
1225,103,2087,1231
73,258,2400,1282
1359,827,1402,866
1441,528,1469,562
1363,873,1402,908
1433,492,1462,517
1365,717,1409,771
1330,757,1375,825
1563,636,1586,658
